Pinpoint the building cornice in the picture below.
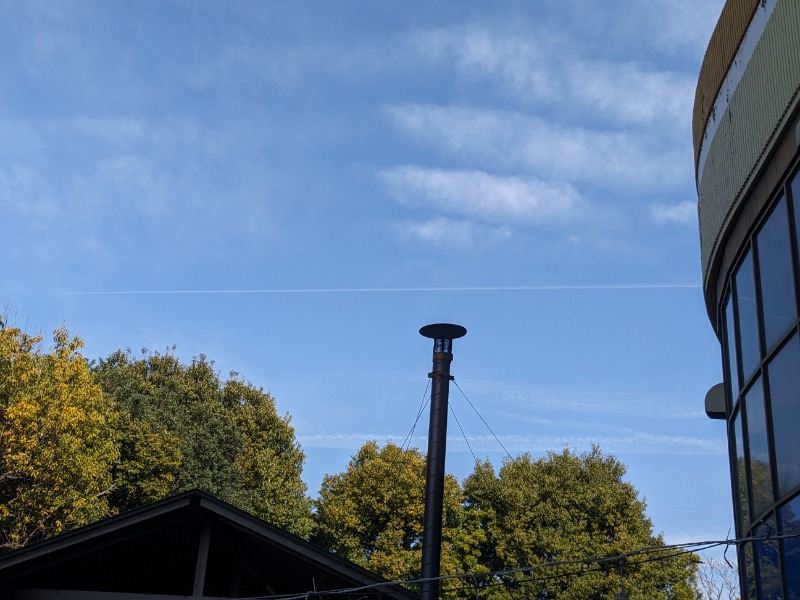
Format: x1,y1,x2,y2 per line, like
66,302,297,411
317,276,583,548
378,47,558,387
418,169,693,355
692,0,760,174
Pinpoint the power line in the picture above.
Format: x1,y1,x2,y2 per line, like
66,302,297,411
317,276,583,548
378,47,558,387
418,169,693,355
242,532,793,600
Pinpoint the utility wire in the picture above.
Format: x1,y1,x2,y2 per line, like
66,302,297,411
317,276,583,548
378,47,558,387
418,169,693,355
400,379,430,453
366,381,431,519
241,533,787,600
452,379,513,461
448,403,478,465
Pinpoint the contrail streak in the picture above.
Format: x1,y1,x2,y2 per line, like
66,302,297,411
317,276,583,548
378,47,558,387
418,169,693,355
68,283,700,295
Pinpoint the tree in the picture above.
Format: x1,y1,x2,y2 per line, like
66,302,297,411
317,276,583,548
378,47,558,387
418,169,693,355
93,348,313,538
224,376,312,535
0,325,118,550
693,556,739,600
463,447,698,600
312,441,484,591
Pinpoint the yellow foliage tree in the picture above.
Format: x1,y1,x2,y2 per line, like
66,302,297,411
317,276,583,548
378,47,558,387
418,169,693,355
312,441,485,592
0,325,118,550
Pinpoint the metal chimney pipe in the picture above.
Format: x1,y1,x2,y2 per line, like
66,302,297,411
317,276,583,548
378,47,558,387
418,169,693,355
419,323,467,600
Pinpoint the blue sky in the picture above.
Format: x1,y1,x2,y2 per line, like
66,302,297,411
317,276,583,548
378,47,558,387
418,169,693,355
2,0,730,552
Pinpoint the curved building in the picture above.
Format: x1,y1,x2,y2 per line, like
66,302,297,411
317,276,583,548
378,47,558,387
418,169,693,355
695,0,800,597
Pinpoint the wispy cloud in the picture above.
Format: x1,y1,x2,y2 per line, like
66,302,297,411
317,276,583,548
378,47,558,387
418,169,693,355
380,166,585,226
649,200,697,226
393,217,512,247
410,26,694,128
72,115,147,141
0,163,61,227
385,105,687,194
0,113,278,270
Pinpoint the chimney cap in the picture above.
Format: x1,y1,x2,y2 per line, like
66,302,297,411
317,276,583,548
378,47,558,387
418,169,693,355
419,323,467,340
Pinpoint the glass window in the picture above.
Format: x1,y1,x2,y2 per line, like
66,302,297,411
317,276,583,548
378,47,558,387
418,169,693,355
726,294,741,402
746,377,774,517
791,168,800,244
757,197,797,351
734,408,751,533
755,518,783,599
743,541,757,600
767,334,800,498
737,252,762,382
780,494,800,599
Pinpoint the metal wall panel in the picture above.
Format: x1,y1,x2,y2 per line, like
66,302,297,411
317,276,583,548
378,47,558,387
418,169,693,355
693,0,760,165
698,0,800,301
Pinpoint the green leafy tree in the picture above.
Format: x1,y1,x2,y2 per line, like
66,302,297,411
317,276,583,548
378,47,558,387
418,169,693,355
463,448,698,600
0,325,118,550
225,376,312,534
93,348,313,537
312,441,484,591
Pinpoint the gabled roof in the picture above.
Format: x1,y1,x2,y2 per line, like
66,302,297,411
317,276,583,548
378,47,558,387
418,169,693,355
0,490,417,600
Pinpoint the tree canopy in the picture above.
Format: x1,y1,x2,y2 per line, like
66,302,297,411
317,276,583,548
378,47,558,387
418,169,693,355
93,348,313,537
464,448,698,599
0,322,313,549
1,320,700,600
312,441,484,591
0,325,117,550
314,442,698,599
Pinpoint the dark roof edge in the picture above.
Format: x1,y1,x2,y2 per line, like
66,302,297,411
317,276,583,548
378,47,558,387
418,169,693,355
0,490,417,600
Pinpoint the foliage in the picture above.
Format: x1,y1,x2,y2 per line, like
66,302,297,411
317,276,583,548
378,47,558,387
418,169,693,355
462,447,699,599
93,349,313,537
225,376,312,534
314,443,699,599
0,317,707,600
312,441,484,590
0,325,118,550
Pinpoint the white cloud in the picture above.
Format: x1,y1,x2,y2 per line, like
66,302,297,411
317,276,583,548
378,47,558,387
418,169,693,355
385,104,688,194
650,200,697,225
410,26,694,128
380,166,585,226
394,217,512,247
72,115,147,141
0,112,278,272
0,163,60,226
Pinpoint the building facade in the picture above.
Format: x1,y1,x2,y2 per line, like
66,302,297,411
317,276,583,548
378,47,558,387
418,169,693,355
694,0,800,598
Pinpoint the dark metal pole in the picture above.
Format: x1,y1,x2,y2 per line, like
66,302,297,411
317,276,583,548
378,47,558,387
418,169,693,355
419,323,466,600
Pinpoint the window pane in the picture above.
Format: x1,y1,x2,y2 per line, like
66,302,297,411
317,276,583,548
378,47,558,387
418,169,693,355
780,495,800,599
746,377,774,517
755,519,783,599
743,541,757,600
737,252,762,382
758,197,797,351
768,334,800,498
792,168,800,244
727,294,741,402
734,409,751,533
